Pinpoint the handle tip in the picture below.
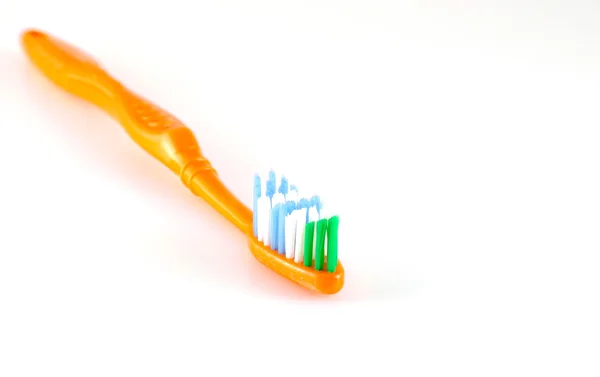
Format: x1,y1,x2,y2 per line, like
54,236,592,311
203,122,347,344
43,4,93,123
20,27,102,73
20,28,45,46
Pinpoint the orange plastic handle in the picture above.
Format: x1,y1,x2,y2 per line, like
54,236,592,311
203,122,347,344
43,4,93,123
21,29,252,233
21,29,344,294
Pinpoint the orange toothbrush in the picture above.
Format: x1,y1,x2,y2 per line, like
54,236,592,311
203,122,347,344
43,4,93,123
20,28,344,294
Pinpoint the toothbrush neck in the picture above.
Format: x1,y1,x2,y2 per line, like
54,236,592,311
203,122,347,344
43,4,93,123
180,158,252,233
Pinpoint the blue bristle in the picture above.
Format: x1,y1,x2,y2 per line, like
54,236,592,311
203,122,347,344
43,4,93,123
266,170,276,198
277,204,286,254
286,201,297,214
306,205,313,222
310,195,322,215
253,174,261,237
270,204,280,249
278,176,289,195
298,198,310,209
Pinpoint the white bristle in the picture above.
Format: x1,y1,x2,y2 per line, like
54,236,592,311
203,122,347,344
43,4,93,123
308,206,319,259
261,196,271,246
294,208,308,263
256,172,269,243
284,212,297,259
257,196,264,244
257,196,265,242
256,196,262,242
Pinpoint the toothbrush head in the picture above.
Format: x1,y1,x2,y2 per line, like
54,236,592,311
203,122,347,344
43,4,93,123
251,170,343,294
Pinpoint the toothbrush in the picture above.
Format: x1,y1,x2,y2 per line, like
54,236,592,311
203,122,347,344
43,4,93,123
20,29,344,294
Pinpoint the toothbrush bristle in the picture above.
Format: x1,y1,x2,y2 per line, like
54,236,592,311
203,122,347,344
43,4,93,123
253,171,340,273
279,176,289,195
253,174,261,237
270,203,281,250
326,216,339,272
266,170,276,198
284,210,297,259
315,219,328,271
277,204,286,254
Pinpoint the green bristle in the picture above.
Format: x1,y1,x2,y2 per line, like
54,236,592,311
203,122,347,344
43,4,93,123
326,216,339,272
303,221,315,267
314,219,328,270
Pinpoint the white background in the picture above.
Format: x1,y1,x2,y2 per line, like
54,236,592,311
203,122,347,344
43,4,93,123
1,0,599,375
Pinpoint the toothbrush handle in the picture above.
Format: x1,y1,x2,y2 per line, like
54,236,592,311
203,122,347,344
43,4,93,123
21,29,252,232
